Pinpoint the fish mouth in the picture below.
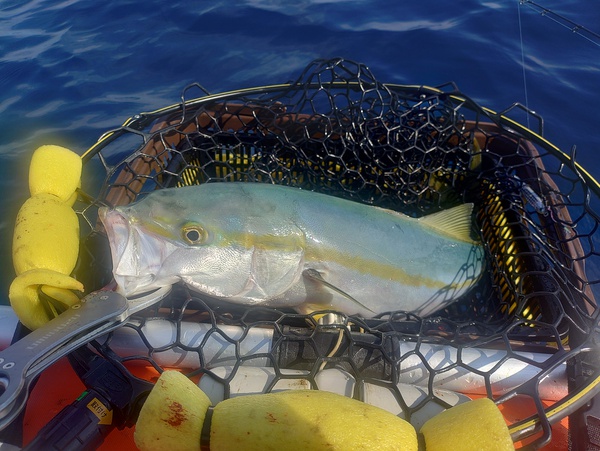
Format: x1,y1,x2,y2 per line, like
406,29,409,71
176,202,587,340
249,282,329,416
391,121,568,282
99,207,169,296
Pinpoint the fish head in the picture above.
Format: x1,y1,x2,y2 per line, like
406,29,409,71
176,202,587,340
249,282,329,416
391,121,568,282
99,185,306,302
98,198,186,296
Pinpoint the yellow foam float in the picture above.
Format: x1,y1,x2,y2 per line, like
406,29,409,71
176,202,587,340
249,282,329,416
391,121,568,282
9,145,84,330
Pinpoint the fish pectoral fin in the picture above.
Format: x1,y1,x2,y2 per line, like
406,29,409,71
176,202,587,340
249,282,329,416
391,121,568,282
302,269,374,313
417,203,477,244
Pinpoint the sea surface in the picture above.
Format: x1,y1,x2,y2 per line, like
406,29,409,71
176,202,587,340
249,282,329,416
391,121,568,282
1,0,599,303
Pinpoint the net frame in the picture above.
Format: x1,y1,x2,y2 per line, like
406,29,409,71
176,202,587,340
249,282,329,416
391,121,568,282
73,58,600,448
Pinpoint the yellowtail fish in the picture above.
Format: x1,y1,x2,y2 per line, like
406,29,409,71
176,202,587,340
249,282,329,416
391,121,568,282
99,183,484,317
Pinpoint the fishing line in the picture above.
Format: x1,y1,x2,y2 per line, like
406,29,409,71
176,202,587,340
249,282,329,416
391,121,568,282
516,0,531,129
520,0,600,49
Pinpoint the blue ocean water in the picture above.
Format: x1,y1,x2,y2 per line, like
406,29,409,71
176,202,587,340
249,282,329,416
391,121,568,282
0,0,599,303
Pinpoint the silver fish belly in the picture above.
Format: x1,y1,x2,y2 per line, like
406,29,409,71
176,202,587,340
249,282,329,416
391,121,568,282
99,182,484,317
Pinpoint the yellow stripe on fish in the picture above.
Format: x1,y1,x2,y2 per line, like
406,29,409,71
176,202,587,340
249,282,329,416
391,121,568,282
221,230,451,290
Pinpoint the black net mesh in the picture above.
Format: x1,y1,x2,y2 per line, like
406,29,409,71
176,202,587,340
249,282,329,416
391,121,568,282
74,58,600,447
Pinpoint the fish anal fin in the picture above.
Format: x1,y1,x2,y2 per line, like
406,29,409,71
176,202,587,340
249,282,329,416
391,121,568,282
417,203,477,243
302,269,374,313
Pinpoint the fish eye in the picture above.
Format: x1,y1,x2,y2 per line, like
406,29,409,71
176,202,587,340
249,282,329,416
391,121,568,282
182,225,207,245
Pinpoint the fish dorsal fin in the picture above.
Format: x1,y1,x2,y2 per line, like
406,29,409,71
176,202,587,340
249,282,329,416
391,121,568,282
417,203,477,243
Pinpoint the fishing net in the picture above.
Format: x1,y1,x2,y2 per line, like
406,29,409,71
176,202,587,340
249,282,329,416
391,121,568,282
73,58,599,447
